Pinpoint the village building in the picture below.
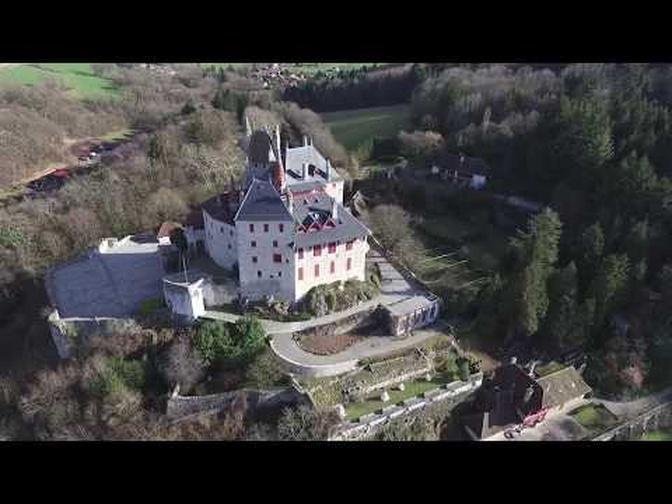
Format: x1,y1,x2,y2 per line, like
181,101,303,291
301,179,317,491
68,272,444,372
435,152,490,190
461,360,592,440
176,123,370,310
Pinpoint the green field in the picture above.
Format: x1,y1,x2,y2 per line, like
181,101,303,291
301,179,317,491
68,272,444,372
322,104,410,151
0,63,118,100
640,429,672,441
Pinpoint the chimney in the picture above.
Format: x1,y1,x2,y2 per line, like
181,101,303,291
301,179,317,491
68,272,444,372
529,362,538,377
325,159,331,180
287,191,294,213
274,124,281,161
331,199,338,220
510,356,517,366
301,162,308,179
245,115,252,137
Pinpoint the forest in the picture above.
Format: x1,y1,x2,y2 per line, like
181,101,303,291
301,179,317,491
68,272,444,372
394,63,672,398
3,62,672,440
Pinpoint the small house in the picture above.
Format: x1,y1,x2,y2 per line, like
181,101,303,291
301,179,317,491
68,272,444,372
462,361,591,440
439,152,490,190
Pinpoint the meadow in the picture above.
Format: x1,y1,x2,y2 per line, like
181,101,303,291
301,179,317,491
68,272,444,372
0,63,118,100
321,104,410,151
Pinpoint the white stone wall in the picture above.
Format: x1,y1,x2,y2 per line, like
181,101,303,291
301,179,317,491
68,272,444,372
294,235,369,301
323,180,345,204
236,218,295,301
203,210,238,270
163,279,206,320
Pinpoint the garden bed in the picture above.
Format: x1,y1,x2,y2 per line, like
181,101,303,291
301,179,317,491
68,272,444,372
295,332,364,356
345,373,455,421
568,403,619,438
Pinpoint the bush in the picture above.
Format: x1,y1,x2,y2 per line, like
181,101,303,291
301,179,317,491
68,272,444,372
245,350,287,388
194,316,266,366
304,280,379,317
159,335,206,392
88,356,146,398
277,406,340,441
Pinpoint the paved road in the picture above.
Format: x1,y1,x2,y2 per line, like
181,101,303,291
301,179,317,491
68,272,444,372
204,249,441,375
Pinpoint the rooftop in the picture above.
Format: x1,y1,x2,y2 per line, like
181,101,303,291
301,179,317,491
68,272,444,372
291,189,370,248
235,178,294,222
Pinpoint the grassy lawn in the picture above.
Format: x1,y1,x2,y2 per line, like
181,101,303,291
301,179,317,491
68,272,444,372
569,403,619,437
98,128,134,142
0,63,119,100
321,104,410,151
640,429,672,441
345,373,455,421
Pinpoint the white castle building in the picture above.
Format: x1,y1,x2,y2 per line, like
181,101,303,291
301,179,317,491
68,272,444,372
184,124,370,306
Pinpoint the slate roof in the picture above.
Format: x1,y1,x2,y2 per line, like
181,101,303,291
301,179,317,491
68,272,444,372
235,178,294,222
291,189,370,249
247,130,277,164
440,152,490,177
536,366,592,410
284,145,342,185
201,191,240,225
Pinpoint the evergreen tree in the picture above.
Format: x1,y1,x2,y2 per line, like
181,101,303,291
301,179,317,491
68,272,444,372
591,253,631,328
508,208,563,337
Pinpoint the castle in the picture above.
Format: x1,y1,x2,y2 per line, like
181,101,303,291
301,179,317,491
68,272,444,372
182,123,371,306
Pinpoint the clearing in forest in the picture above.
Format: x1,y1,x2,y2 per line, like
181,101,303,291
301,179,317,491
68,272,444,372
321,104,410,151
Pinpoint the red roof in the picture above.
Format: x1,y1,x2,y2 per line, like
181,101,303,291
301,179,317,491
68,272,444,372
157,221,182,239
51,168,70,178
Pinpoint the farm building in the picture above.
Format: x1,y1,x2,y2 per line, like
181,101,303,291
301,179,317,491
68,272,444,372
436,152,490,190
462,360,592,440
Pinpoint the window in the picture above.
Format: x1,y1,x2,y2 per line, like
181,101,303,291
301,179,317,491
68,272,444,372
230,230,233,237
298,248,304,259
278,271,282,277
346,240,353,251
279,224,284,233
328,242,337,254
249,224,254,233
273,254,282,263
252,256,258,263
347,258,352,271
330,261,335,274
314,244,322,257
273,240,278,248
264,224,269,232
257,271,262,278
228,244,231,249
220,226,223,233
314,264,320,278
251,241,257,248
298,267,303,281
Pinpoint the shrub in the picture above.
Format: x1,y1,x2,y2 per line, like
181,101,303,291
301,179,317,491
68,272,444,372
277,406,340,441
193,320,234,365
194,317,266,366
304,280,379,317
159,335,206,392
245,350,288,388
88,356,146,398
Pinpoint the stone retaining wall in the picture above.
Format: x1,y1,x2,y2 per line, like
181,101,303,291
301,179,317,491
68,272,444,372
593,401,672,441
165,387,308,422
47,309,140,359
330,372,483,441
